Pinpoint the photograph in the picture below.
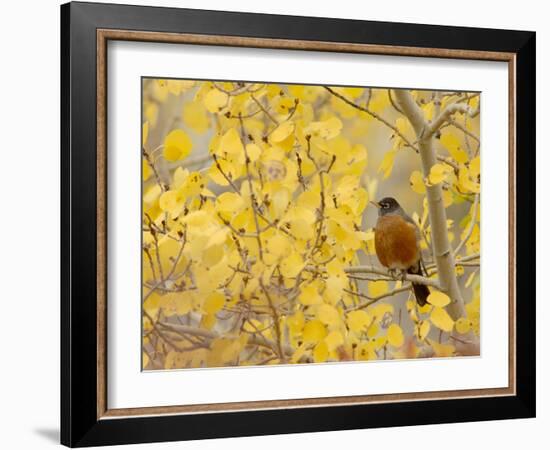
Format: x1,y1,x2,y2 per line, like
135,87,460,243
55,1,536,446
141,79,481,370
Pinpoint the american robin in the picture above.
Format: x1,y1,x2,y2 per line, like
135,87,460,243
371,197,429,306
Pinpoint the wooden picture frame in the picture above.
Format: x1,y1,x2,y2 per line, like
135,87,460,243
61,1,535,446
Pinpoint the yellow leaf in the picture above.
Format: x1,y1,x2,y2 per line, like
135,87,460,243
324,330,344,351
289,218,315,241
271,187,290,216
370,302,394,320
220,128,244,156
287,311,305,334
378,149,396,179
303,320,327,343
204,88,227,113
207,337,243,366
409,170,426,194
317,304,340,327
158,292,193,316
326,258,345,277
204,291,225,314
455,317,472,334
270,121,295,143
246,143,262,161
159,190,183,217
416,320,431,341
208,158,242,186
182,210,210,228
428,163,453,185
266,234,291,259
428,339,455,357
216,191,245,216
313,340,329,363
324,275,346,303
346,310,372,333
442,189,453,207
449,147,469,165
369,89,390,113
201,313,217,330
280,252,304,278
430,306,454,332
418,302,433,314
367,323,379,338
202,243,224,266
206,228,229,248
298,283,323,306
182,100,210,133
427,291,451,307
306,117,343,140
458,167,480,193
368,280,388,297
387,323,404,347
163,129,193,161
440,131,468,164
356,342,376,361
373,335,387,350
422,102,435,121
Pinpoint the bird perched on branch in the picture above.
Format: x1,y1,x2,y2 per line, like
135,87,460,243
371,197,429,306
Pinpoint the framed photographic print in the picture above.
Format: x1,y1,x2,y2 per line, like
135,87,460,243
60,1,536,447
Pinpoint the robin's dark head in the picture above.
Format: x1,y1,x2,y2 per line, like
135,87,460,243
371,197,404,216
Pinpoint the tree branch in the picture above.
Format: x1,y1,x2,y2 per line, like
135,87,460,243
343,265,440,288
158,320,296,359
427,102,477,137
324,86,420,152
345,284,414,311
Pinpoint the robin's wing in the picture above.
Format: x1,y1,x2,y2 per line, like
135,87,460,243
401,212,426,274
402,213,423,244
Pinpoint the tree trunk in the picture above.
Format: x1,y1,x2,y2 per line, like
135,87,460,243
393,90,465,318
393,90,479,356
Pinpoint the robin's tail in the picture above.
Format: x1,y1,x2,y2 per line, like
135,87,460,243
407,263,430,307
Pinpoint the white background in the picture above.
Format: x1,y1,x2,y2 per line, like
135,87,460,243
109,41,509,409
0,0,545,449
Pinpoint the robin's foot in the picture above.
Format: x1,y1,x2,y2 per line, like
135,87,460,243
400,270,407,282
387,268,399,279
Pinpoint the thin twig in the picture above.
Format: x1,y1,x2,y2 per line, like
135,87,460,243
324,86,420,153
345,283,413,311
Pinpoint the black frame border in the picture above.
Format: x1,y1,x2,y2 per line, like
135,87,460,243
61,1,535,447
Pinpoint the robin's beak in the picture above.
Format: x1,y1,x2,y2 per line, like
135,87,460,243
370,201,381,209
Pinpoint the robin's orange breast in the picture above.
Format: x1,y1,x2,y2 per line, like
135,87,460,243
374,215,420,270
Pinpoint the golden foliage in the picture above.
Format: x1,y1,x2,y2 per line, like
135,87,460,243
141,79,481,369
